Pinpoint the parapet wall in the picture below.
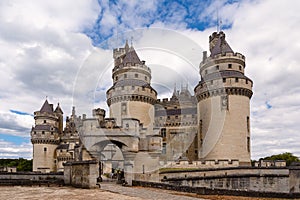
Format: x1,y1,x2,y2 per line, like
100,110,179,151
163,160,240,169
133,165,300,198
0,172,64,186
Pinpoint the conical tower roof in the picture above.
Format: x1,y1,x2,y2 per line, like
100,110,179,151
122,47,142,65
210,32,234,56
40,99,53,113
54,103,63,114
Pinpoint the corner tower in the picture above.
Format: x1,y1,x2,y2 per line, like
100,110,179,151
106,41,157,130
31,100,62,172
194,32,253,165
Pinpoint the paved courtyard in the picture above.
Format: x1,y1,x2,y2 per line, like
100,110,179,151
0,184,205,200
100,182,205,200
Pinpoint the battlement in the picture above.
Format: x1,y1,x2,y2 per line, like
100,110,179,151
201,52,245,65
164,159,240,169
113,47,126,59
254,160,286,167
112,62,151,73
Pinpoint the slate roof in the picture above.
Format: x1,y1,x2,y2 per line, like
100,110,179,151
54,103,63,114
32,124,58,132
40,100,53,113
57,144,69,150
122,48,142,65
155,107,197,117
201,70,251,82
210,34,234,57
114,79,151,88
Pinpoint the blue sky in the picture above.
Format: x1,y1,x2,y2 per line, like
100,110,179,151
0,0,300,160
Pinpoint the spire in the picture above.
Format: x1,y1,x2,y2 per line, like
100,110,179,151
125,39,129,53
72,106,76,118
54,103,63,114
40,99,53,113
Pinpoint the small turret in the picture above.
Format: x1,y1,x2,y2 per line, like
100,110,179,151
31,99,62,172
107,42,157,130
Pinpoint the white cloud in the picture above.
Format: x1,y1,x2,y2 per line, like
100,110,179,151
0,139,32,159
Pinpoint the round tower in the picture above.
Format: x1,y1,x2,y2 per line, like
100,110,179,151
194,31,253,165
31,100,62,172
106,41,157,130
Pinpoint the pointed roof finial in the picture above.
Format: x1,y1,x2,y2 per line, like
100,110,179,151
130,36,133,47
125,39,129,52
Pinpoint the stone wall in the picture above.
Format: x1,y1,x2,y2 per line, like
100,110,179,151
0,172,64,186
63,160,99,189
153,166,300,197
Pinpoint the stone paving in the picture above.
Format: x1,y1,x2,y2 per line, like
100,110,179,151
0,184,206,200
100,182,206,200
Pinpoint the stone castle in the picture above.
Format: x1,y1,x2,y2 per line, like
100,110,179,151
30,31,253,177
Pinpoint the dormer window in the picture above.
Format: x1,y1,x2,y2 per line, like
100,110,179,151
228,64,232,69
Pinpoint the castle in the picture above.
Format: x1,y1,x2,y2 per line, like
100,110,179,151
30,31,253,174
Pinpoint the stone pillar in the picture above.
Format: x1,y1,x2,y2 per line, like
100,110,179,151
123,152,137,186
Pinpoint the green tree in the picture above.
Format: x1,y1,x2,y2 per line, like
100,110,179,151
260,152,300,166
0,158,32,171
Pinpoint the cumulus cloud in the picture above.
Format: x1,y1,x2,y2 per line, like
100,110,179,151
0,139,32,158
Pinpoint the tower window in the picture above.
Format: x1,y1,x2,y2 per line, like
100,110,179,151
167,116,170,119
115,76,118,81
161,128,166,138
175,116,178,119
239,65,242,70
44,120,46,123
145,76,147,81
247,137,250,152
142,87,145,91
42,131,45,134
121,103,127,115
216,65,219,70
235,78,239,82
44,147,47,152
205,70,208,74
228,64,232,69
247,116,250,133
124,74,127,78
162,143,166,154
223,78,226,83
34,131,36,134
246,79,248,84
51,132,53,135
135,74,138,78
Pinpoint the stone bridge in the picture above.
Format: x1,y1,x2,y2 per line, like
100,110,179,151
78,117,162,185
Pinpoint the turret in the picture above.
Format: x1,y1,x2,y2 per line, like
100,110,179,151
194,32,253,165
31,99,61,172
106,42,157,130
